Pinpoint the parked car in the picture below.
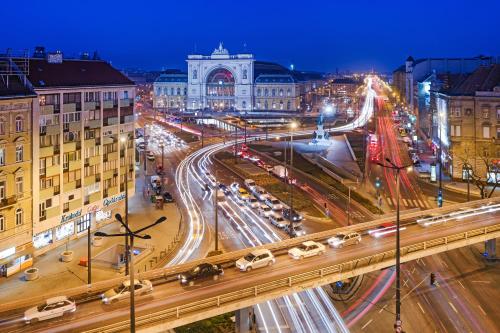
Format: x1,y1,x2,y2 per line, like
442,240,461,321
237,188,250,200
252,186,269,201
235,249,275,272
146,151,155,161
162,192,174,203
288,241,326,260
272,165,288,178
218,183,231,196
101,279,153,304
258,204,273,218
230,182,240,193
178,263,224,286
265,196,283,210
269,213,287,228
327,232,361,248
24,296,76,324
244,179,257,190
246,195,259,209
150,175,161,189
282,208,303,223
284,224,306,237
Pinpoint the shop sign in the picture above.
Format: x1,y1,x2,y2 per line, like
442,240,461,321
96,210,112,222
103,193,126,207
61,209,82,224
86,204,101,214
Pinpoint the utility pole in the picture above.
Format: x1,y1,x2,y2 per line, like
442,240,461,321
87,221,91,284
234,124,238,164
214,174,219,251
288,122,297,236
121,136,130,276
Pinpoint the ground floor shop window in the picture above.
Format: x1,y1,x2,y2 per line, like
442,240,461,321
77,213,91,233
56,222,75,241
33,230,53,249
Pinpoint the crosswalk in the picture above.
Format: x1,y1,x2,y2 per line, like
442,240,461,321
385,196,432,209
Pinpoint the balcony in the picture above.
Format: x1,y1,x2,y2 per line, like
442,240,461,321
40,105,54,115
63,103,76,113
120,98,131,107
121,115,135,124
69,160,81,172
69,122,81,132
84,101,96,110
104,117,119,126
103,169,115,180
47,124,60,135
63,142,77,152
46,165,60,177
103,100,114,109
40,146,54,158
88,155,101,166
106,151,118,161
40,187,54,200
0,196,17,208
84,175,97,186
63,180,78,192
68,199,82,212
84,138,95,147
85,119,101,129
103,137,114,145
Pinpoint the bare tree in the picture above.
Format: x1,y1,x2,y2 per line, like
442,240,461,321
466,156,500,199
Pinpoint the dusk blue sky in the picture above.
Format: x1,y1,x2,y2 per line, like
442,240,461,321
2,0,499,73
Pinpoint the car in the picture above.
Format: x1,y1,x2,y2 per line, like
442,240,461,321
162,192,174,203
269,213,287,228
150,175,161,189
230,182,240,193
284,224,306,237
101,279,153,304
288,241,326,260
265,196,283,210
258,204,273,218
327,232,361,248
248,155,260,162
146,151,155,161
24,296,76,324
264,164,274,173
244,179,257,190
246,195,259,208
237,188,250,200
368,222,406,238
218,183,231,195
178,263,224,286
255,160,266,168
252,186,269,201
282,208,303,223
137,142,146,150
235,249,275,272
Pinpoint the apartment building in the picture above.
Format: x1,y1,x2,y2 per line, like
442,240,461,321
0,60,36,277
27,52,135,255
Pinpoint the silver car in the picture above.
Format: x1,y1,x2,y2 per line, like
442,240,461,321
327,232,361,248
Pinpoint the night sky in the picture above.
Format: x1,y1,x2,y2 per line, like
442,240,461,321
2,0,499,72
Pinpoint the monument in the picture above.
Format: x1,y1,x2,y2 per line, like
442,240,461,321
309,112,331,146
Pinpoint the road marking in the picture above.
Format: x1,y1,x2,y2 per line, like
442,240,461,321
403,279,409,288
478,305,487,316
457,280,466,290
378,304,388,314
361,319,373,330
441,260,449,269
471,280,490,284
417,302,425,314
411,267,416,274
448,302,458,314
420,259,426,266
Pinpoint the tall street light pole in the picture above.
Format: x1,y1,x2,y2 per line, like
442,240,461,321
95,214,166,333
244,111,247,145
437,112,444,207
377,158,412,333
214,172,219,252
159,142,165,190
87,219,91,284
288,121,297,236
121,136,130,275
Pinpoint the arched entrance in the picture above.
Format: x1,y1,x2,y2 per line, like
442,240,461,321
206,68,235,110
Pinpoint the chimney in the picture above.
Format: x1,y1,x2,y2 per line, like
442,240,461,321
33,46,46,58
80,52,90,60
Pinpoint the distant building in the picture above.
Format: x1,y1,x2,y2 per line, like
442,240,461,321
430,64,500,180
153,43,324,112
393,56,497,137
0,52,36,277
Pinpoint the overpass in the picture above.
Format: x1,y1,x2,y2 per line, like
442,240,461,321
0,197,499,333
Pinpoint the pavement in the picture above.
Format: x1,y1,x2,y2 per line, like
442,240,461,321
0,167,181,303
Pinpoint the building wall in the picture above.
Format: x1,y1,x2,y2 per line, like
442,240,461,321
253,84,298,111
32,85,136,255
153,81,188,110
0,96,35,276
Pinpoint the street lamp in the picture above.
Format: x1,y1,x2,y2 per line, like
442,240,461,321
159,141,165,190
376,158,412,333
347,186,355,226
288,121,298,237
121,135,130,275
95,214,166,333
214,172,219,252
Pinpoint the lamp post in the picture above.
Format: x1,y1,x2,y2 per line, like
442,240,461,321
376,158,412,333
159,141,165,191
121,135,130,275
234,122,238,164
437,112,444,207
347,186,354,226
288,121,298,237
95,214,166,333
244,111,247,145
214,172,219,252
87,219,92,284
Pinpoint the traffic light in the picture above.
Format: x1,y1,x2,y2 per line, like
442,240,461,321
375,177,381,189
437,190,443,207
430,273,436,286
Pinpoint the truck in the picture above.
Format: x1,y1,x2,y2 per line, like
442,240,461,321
272,165,288,178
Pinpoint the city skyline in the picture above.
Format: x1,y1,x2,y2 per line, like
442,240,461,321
1,0,499,72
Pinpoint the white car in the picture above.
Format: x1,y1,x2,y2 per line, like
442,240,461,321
230,182,240,193
249,155,260,162
288,241,325,260
252,186,269,201
24,296,76,324
146,151,155,161
328,232,361,248
102,279,153,304
258,204,272,218
246,195,259,209
265,196,283,210
235,249,275,272
284,224,306,237
150,175,161,189
244,179,257,190
270,213,287,228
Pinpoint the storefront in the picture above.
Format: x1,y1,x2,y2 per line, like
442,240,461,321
0,246,33,277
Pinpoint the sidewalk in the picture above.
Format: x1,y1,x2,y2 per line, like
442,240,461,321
0,170,181,303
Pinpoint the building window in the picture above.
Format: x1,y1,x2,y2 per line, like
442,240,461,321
0,148,4,166
184,87,187,95
264,100,268,109
176,87,180,95
272,89,276,97
0,181,5,200
0,118,6,135
279,100,284,110
452,107,461,117
287,101,291,110
242,101,247,109
272,102,276,109
264,89,269,97
15,176,23,196
483,107,490,118
0,215,4,232
193,69,197,80
496,106,500,120
483,126,491,139
243,69,248,80
287,89,291,97
257,88,261,97
451,125,461,137
77,214,91,233
15,115,24,132
279,89,284,97
123,91,129,99
15,208,23,226
465,108,472,116
15,145,23,162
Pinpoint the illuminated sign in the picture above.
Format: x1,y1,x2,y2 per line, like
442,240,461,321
61,209,82,224
103,193,126,207
430,164,437,182
0,247,15,260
